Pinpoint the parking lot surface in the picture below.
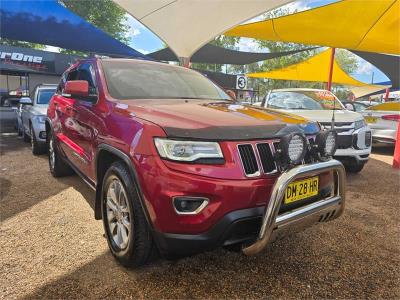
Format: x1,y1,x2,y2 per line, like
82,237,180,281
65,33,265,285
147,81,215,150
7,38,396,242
1,135,399,299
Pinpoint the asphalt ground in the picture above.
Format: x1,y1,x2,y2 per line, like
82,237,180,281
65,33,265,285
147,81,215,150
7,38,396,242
0,126,399,298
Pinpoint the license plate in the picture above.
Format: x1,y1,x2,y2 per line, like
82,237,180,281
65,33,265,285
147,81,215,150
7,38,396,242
284,176,319,204
365,116,377,123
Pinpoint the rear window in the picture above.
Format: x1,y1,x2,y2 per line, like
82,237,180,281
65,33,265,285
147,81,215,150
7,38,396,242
101,60,230,101
37,89,56,104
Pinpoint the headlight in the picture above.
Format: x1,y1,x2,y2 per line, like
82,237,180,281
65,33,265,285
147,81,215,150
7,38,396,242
154,138,223,162
354,119,367,130
280,133,307,165
315,130,337,157
36,115,46,124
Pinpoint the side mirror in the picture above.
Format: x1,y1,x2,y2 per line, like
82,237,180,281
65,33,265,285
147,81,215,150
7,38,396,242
226,90,236,101
19,97,32,105
64,80,89,98
345,103,355,111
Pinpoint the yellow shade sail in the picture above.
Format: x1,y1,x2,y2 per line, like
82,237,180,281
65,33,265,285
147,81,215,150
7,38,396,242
247,49,367,86
226,0,399,55
351,85,390,99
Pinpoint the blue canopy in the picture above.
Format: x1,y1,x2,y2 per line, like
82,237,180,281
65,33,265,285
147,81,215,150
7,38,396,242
0,0,148,59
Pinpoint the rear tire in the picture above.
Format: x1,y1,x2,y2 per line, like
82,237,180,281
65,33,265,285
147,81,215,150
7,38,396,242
344,161,365,173
47,130,74,177
30,125,46,155
102,161,155,268
22,126,30,142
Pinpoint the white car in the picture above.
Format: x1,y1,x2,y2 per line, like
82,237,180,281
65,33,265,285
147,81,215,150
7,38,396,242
20,84,57,154
361,101,400,144
262,88,372,173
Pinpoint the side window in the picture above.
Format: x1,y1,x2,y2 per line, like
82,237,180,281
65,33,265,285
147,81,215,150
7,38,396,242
77,63,97,95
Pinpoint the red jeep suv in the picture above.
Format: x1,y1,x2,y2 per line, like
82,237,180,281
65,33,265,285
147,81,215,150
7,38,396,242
46,58,345,267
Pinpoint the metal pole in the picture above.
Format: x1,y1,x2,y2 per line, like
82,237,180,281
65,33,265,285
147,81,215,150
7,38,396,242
384,87,390,102
326,47,336,91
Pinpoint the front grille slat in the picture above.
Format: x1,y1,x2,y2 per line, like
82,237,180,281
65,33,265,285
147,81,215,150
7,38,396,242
238,136,316,177
256,143,276,173
238,144,259,176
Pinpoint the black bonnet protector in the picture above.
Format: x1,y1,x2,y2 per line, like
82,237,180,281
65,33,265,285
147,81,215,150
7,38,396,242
163,123,317,141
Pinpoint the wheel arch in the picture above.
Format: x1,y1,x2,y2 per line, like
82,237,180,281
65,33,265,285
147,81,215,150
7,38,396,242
94,144,152,229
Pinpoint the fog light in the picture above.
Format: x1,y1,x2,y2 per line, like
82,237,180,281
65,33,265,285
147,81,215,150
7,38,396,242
173,196,209,215
316,130,337,157
280,133,307,165
39,131,47,139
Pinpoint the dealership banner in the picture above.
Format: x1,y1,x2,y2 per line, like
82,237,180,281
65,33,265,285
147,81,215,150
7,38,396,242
0,45,78,75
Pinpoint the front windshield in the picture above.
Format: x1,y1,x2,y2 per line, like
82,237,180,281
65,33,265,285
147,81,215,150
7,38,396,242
267,90,344,110
37,89,55,104
101,60,231,101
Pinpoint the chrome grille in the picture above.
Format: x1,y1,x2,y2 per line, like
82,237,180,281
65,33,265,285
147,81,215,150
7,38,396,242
256,143,276,174
238,136,316,177
237,144,259,177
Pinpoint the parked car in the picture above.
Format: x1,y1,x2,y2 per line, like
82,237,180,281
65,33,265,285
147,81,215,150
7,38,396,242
361,101,400,144
47,58,346,267
20,84,57,154
262,88,371,173
341,101,370,112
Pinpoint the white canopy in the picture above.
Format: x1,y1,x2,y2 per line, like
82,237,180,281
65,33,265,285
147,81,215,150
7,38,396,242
113,0,292,60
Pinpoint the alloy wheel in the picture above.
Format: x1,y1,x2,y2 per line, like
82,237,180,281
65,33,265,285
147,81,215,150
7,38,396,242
49,138,55,170
30,127,34,150
106,178,131,250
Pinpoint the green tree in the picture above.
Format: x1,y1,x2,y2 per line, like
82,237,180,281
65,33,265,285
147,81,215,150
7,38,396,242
58,0,129,55
335,49,359,74
59,0,129,44
0,39,45,49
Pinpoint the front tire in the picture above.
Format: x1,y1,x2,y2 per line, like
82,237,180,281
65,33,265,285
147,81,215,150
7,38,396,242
30,125,46,155
344,161,366,173
102,161,154,268
22,126,30,142
47,130,74,177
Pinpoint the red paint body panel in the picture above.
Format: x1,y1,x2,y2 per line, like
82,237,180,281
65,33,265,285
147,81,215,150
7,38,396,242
47,58,332,237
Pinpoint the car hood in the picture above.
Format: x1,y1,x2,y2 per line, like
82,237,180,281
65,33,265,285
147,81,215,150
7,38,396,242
276,109,363,123
31,105,48,116
116,100,320,140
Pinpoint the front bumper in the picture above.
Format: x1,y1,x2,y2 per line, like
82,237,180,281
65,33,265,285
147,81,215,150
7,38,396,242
31,120,46,142
153,160,346,256
242,159,345,255
370,128,396,144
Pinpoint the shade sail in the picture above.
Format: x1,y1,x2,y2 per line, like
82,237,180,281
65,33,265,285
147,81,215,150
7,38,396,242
350,85,390,99
247,49,366,87
225,0,400,55
113,0,293,59
351,51,400,90
0,0,147,59
148,44,316,64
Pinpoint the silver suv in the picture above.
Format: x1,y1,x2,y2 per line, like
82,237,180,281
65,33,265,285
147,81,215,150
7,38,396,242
20,84,57,154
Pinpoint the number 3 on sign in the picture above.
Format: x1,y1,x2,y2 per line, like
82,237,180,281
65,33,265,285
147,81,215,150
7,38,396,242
236,75,247,90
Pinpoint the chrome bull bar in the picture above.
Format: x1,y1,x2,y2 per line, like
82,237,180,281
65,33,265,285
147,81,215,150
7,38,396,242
242,159,346,256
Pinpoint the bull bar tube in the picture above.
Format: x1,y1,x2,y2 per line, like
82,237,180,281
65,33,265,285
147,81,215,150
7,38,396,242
242,159,346,256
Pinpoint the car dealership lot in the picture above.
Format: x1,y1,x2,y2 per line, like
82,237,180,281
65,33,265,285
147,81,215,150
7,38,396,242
0,136,399,299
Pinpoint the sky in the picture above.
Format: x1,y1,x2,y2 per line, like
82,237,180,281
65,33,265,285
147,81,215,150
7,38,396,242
124,0,390,84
